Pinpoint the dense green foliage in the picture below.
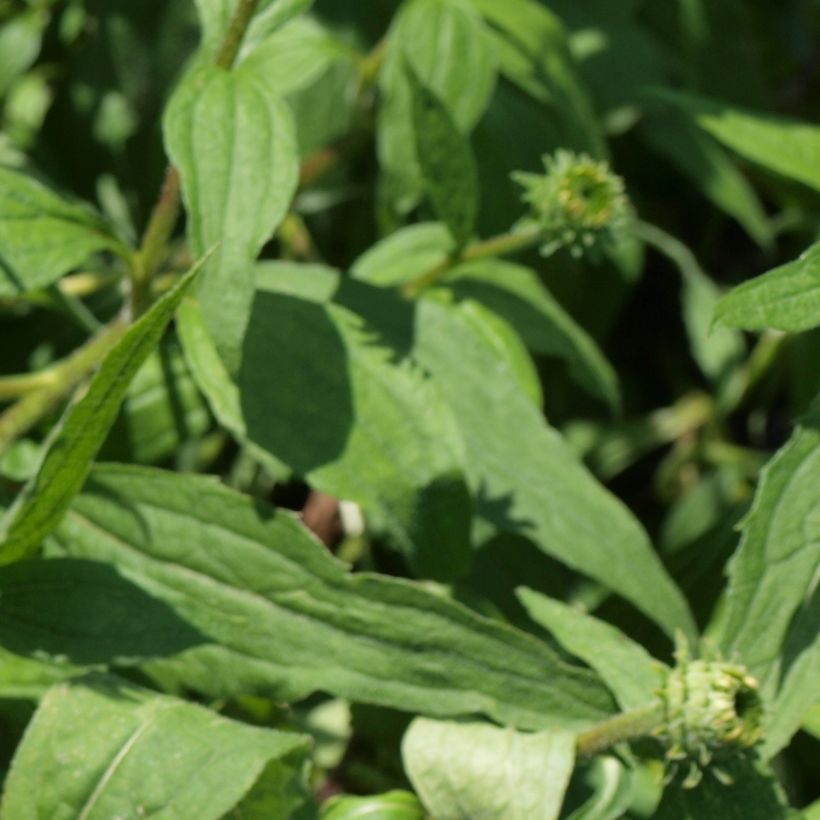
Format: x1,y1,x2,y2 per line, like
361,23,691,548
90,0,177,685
0,0,818,817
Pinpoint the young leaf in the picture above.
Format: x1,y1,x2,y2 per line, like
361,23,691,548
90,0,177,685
718,407,820,709
649,87,820,194
163,63,298,372
0,264,201,565
321,791,425,819
443,259,621,411
517,588,664,710
377,0,496,213
715,242,820,333
407,66,478,246
1,674,312,820
0,167,124,297
414,297,696,640
54,465,616,731
402,717,575,820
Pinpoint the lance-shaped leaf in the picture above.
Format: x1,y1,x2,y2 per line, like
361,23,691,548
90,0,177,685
414,297,696,640
1,674,312,820
443,259,620,411
407,66,478,246
402,718,575,820
0,264,200,565
715,242,820,333
718,407,820,708
54,465,616,731
517,588,664,710
0,167,124,297
164,63,298,372
648,87,820,194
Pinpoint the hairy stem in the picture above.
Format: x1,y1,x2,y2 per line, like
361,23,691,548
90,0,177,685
401,225,541,297
215,0,260,69
576,701,664,761
0,321,127,455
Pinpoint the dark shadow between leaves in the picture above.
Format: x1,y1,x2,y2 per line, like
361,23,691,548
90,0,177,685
474,482,534,538
239,292,354,475
0,558,205,665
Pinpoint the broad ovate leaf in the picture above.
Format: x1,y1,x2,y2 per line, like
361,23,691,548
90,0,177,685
0,263,201,565
1,674,311,820
54,465,616,730
0,167,124,297
715,242,820,333
163,63,298,372
403,717,575,820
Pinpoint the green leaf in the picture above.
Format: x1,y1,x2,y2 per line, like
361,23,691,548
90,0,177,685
640,110,772,248
414,297,696,640
100,338,211,465
0,167,123,297
653,759,790,820
564,756,644,820
164,63,298,372
444,259,620,411
0,557,204,665
714,242,820,333
718,407,820,741
352,222,454,287
517,588,663,710
0,646,78,700
402,717,575,820
194,0,314,60
377,0,496,214
1,674,311,820
321,791,425,820
407,66,478,245
240,285,472,580
650,88,820,194
55,465,616,731
0,264,201,565
466,0,605,157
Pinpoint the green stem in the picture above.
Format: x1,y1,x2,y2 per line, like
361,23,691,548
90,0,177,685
46,284,101,334
402,225,541,297
576,701,664,761
0,321,127,455
214,0,260,69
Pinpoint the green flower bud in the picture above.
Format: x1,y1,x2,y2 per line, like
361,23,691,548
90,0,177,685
656,640,763,788
513,150,629,260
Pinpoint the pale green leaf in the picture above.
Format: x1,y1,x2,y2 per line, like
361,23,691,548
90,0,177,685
55,465,616,730
414,297,696,639
565,756,642,820
715,242,820,333
352,222,454,287
402,717,575,820
718,408,820,715
0,167,123,297
0,646,78,700
444,259,620,411
164,63,298,371
407,67,478,245
0,264,201,565
517,588,663,710
377,0,496,213
321,791,425,819
651,88,820,194
1,674,311,820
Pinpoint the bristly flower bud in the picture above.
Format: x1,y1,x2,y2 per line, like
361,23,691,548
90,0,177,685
513,150,629,261
655,637,764,789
